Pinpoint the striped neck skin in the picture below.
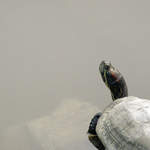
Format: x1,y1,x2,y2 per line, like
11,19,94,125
109,76,128,101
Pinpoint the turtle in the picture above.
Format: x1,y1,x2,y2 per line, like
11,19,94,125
88,61,150,150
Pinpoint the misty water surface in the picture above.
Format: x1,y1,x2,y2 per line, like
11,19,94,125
0,99,100,150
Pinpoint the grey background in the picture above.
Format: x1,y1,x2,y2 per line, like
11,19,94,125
0,0,150,149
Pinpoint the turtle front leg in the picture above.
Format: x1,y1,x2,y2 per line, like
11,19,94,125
88,135,105,150
88,112,105,150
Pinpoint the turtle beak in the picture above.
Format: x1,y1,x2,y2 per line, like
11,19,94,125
99,61,105,82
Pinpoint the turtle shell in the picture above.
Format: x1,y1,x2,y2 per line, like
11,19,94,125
96,96,150,150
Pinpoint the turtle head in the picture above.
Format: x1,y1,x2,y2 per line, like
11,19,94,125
87,112,105,149
99,61,128,101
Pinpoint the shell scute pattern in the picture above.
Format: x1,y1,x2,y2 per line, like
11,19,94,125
96,97,150,150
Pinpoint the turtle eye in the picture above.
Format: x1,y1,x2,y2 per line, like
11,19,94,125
104,65,110,71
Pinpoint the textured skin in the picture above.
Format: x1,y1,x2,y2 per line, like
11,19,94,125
88,112,105,149
96,96,150,150
88,136,105,150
